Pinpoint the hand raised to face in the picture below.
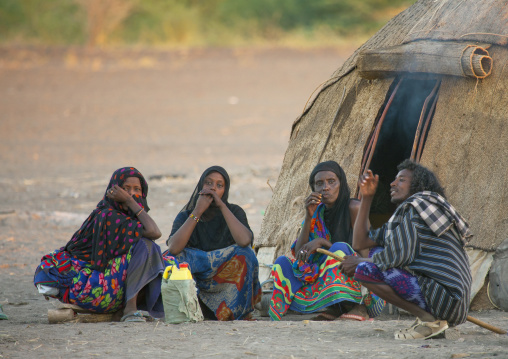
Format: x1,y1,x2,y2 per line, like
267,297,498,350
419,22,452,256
193,172,227,216
106,184,132,204
304,192,322,218
193,191,214,216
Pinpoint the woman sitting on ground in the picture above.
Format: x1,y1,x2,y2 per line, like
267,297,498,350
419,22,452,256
269,161,385,321
164,166,261,321
34,167,165,322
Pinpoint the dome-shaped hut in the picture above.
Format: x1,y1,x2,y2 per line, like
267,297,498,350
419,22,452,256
257,0,508,306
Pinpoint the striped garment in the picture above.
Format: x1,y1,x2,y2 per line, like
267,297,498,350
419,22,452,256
370,192,472,326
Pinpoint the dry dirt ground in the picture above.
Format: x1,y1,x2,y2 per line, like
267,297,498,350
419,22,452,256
0,46,507,359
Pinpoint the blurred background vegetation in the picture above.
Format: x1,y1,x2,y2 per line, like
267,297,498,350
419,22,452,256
0,0,414,48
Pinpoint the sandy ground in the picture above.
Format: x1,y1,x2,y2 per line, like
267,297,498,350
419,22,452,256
0,46,507,359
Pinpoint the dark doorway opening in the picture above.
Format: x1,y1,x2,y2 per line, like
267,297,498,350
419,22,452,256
360,76,440,228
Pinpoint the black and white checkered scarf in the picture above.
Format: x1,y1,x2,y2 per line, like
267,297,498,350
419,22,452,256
386,191,472,245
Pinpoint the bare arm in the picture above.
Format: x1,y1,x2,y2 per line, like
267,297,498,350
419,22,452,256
167,211,200,255
349,199,372,256
349,199,361,229
218,204,252,247
352,170,378,251
167,191,213,255
107,185,161,240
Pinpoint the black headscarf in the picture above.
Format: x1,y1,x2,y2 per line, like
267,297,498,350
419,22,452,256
173,166,251,251
309,161,353,245
181,165,230,214
65,167,149,271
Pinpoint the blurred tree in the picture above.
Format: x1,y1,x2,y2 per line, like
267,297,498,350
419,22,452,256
0,0,414,46
0,0,83,44
76,0,134,47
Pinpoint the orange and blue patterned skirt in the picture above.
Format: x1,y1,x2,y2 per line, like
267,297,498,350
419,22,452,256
163,245,262,321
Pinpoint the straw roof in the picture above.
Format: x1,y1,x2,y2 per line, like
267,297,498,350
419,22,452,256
258,0,508,256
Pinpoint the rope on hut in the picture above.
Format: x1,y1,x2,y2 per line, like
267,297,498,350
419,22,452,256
416,87,439,162
361,79,403,173
353,78,403,199
410,80,440,160
459,32,508,40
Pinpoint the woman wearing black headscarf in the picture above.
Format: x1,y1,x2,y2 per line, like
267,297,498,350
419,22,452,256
269,161,384,321
164,166,262,321
34,167,166,322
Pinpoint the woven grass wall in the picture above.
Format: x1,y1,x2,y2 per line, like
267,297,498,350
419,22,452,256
257,0,508,256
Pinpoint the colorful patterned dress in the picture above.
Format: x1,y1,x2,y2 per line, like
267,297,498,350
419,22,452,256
269,203,385,320
34,247,131,313
33,167,166,317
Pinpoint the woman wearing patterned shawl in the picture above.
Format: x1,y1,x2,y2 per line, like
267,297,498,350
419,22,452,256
269,161,385,321
164,166,262,321
34,167,166,322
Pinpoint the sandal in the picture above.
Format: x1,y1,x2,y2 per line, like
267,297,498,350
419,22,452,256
394,318,448,340
121,311,146,323
338,313,367,321
137,310,155,322
337,304,369,321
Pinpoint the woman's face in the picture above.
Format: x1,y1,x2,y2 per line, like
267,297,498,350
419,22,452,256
203,171,226,201
122,177,143,197
314,171,340,208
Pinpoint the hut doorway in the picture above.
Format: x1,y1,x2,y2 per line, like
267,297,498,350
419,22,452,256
359,76,441,228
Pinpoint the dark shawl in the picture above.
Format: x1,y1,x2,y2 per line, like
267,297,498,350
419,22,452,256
65,167,149,271
170,166,252,252
309,161,354,245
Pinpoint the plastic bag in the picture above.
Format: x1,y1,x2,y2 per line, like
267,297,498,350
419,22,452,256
161,274,203,324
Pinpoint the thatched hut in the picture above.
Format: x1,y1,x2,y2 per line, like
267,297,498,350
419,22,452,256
256,0,508,306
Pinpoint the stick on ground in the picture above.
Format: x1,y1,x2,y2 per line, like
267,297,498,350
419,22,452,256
467,315,507,335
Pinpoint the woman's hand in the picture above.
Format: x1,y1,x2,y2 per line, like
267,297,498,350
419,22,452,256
106,185,133,204
106,184,161,239
304,192,322,218
199,188,225,208
295,238,327,263
193,190,214,216
358,170,379,200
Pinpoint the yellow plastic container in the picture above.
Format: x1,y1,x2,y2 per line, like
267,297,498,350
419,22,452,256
169,263,193,280
163,265,173,280
161,262,203,324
